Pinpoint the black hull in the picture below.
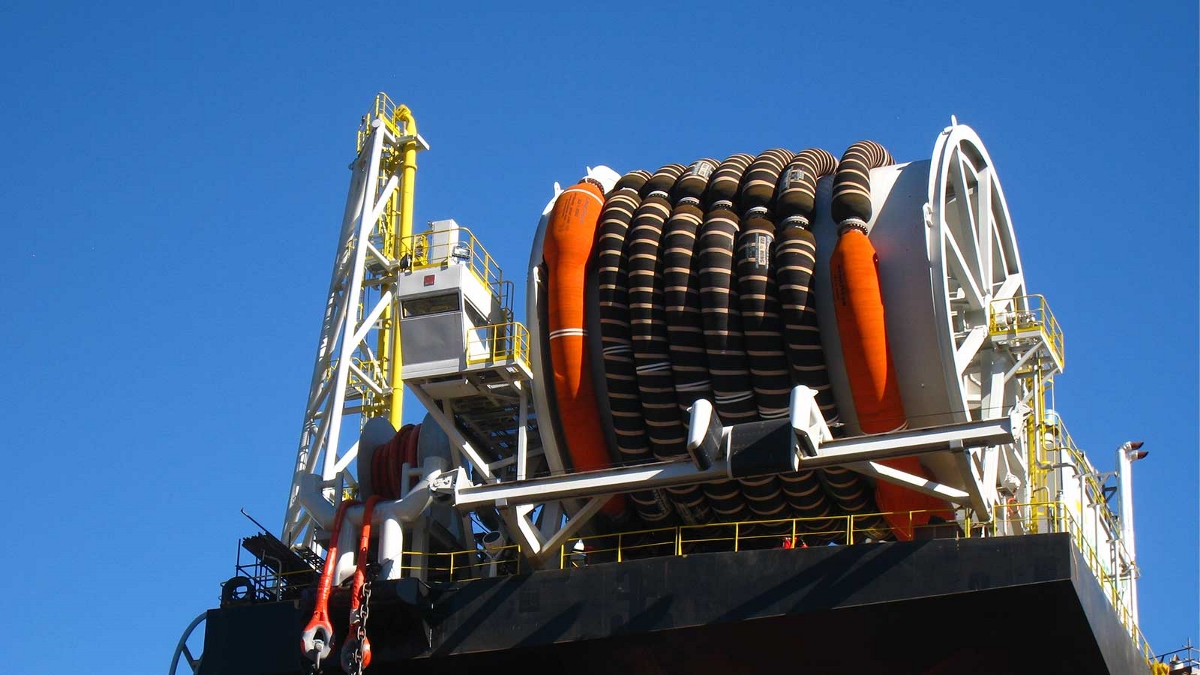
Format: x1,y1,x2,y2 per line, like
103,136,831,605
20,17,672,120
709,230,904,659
199,533,1148,675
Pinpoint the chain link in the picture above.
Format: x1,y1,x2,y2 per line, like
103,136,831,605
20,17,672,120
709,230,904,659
355,582,371,674
348,566,376,675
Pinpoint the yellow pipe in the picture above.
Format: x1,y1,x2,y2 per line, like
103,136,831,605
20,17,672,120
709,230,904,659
388,104,419,429
377,192,398,419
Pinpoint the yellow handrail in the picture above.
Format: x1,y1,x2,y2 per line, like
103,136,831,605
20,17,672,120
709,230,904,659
465,321,530,367
989,293,1065,368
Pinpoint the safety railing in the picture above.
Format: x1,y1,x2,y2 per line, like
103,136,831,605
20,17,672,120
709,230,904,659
378,545,525,583
280,500,1151,659
347,356,385,398
400,225,506,300
1031,412,1078,487
988,293,1065,369
227,543,321,605
559,508,967,566
227,566,321,604
465,321,531,368
1028,413,1125,548
357,91,404,153
1151,641,1199,674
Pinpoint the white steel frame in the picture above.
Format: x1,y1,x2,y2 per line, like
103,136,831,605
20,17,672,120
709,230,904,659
924,122,1043,520
282,117,427,548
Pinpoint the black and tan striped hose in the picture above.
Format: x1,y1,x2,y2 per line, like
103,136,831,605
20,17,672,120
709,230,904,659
595,169,677,526
775,148,886,532
582,140,900,536
662,158,750,520
624,164,712,525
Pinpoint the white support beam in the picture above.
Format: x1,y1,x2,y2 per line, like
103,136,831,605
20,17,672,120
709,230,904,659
981,446,1000,503
408,383,496,482
516,380,528,481
282,106,426,547
847,460,972,504
950,443,992,519
798,418,1012,468
450,418,1012,510
504,504,544,559
993,272,1024,304
349,289,394,347
537,497,608,564
497,495,611,569
944,228,986,310
1002,338,1047,381
955,325,990,377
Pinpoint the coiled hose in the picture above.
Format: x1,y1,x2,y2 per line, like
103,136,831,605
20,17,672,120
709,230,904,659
732,149,844,533
549,138,950,540
775,148,886,535
370,424,419,500
696,153,790,521
596,169,679,526
662,159,749,520
576,139,940,541
625,163,712,525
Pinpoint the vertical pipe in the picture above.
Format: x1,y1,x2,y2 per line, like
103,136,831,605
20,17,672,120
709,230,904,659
1117,442,1141,564
389,106,419,429
379,514,408,578
1117,440,1145,625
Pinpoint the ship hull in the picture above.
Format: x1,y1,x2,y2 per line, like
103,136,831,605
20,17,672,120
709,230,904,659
198,533,1149,674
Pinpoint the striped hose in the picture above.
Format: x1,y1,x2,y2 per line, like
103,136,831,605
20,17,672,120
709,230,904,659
662,158,748,521
697,153,788,520
735,149,794,420
734,150,838,533
775,148,883,529
594,169,676,526
625,164,711,525
831,140,893,229
579,140,921,540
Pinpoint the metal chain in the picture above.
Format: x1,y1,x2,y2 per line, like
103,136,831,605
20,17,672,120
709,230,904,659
354,582,371,674
349,566,376,675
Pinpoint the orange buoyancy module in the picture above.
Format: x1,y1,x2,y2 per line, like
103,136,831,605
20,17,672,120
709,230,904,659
830,141,951,540
544,178,626,518
830,229,950,539
830,229,905,434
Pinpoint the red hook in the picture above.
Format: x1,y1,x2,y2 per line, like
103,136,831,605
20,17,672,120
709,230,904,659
300,498,357,667
341,495,382,673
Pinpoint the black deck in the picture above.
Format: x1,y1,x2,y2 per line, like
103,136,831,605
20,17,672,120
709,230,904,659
197,532,1150,674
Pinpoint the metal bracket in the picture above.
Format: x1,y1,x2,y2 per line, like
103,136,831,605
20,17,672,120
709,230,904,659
790,385,832,458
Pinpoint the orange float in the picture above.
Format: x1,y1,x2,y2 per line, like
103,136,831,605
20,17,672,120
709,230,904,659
544,178,626,518
831,139,955,541
831,227,951,539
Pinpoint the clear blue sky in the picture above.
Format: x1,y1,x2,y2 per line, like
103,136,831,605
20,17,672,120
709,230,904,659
2,2,1196,673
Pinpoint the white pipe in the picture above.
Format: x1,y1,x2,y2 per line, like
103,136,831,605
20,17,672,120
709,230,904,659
378,516,405,581
333,513,357,585
1116,441,1144,562
481,531,506,578
1117,440,1146,625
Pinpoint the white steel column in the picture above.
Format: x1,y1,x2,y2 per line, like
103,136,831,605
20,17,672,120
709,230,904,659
282,117,411,548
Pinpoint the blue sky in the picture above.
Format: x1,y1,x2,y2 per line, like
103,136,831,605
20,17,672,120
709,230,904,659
2,2,1196,673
